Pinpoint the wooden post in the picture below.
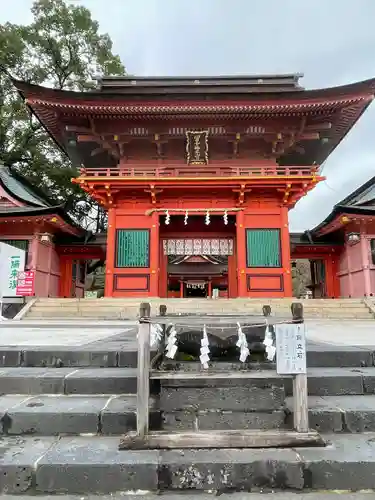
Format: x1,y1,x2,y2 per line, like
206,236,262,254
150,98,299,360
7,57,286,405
291,302,308,432
262,305,271,317
293,373,308,432
137,302,151,438
159,304,167,348
291,302,304,323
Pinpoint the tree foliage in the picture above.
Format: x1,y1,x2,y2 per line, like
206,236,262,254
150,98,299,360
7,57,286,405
0,0,125,231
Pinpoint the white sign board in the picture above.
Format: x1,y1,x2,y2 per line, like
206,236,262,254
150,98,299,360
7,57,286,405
276,323,307,375
0,242,26,298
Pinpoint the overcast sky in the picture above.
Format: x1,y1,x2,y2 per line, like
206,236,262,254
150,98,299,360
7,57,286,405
2,0,375,231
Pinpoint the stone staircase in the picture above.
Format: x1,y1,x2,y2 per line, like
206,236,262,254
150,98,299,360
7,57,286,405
1,328,375,494
21,297,374,320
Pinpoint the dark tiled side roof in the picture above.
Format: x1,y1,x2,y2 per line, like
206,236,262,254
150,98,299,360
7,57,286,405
0,165,50,207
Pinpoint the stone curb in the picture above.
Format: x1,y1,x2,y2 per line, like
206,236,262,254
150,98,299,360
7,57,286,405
1,434,375,494
0,367,373,396
0,345,372,369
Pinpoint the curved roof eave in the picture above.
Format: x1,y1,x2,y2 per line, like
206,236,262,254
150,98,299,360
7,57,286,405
311,205,375,236
0,166,50,207
11,76,375,103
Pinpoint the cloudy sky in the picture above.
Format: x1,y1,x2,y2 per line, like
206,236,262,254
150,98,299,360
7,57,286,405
2,0,375,231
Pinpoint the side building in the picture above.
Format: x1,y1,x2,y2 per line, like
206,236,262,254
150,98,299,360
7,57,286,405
0,164,92,299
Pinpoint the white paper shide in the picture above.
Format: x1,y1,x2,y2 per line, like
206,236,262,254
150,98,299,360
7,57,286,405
165,326,178,359
263,322,276,362
200,325,210,369
236,322,250,363
150,323,163,348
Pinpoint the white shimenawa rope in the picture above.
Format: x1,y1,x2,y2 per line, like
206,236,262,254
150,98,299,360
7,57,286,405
236,322,250,363
263,319,276,361
165,325,178,359
150,323,163,348
199,325,210,369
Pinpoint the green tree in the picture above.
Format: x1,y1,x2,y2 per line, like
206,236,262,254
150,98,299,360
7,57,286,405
0,0,125,231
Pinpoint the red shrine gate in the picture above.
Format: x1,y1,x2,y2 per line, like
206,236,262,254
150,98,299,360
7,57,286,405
104,198,294,299
13,74,375,299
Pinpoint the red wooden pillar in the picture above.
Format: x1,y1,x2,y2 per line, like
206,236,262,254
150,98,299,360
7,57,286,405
180,280,184,298
207,279,212,298
105,207,116,297
331,255,340,297
325,255,336,298
159,238,168,297
59,257,73,298
236,211,247,297
227,250,237,298
360,227,371,297
280,206,293,297
149,212,159,296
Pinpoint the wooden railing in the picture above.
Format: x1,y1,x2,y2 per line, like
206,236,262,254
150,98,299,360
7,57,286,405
80,165,316,178
119,302,325,451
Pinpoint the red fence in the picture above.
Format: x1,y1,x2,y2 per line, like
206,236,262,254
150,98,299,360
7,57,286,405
80,165,316,178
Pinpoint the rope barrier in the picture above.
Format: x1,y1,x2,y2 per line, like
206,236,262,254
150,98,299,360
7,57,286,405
146,319,301,329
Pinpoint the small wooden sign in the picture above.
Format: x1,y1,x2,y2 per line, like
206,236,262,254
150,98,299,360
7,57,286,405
276,323,307,375
186,130,209,165
16,271,35,297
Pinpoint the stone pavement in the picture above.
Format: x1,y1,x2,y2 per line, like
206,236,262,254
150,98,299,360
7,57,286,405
2,494,375,499
305,319,375,347
1,318,375,348
0,322,135,346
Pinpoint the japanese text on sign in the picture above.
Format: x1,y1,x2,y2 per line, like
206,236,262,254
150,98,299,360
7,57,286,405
0,242,26,298
16,271,35,296
9,255,21,291
275,323,306,375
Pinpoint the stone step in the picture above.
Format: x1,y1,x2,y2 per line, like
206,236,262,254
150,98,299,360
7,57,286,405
3,392,375,438
157,367,375,397
160,384,285,412
26,312,130,318
4,392,375,437
0,394,160,436
0,344,372,369
0,366,373,396
25,311,372,321
0,495,366,500
1,433,375,493
162,394,375,434
286,394,375,433
0,367,139,395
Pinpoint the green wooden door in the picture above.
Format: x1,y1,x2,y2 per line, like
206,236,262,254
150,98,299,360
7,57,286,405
246,229,281,267
116,230,150,267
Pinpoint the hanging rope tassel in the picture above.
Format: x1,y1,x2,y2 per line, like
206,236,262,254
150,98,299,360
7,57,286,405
150,323,163,348
263,319,276,361
236,322,250,363
165,325,178,359
199,325,210,369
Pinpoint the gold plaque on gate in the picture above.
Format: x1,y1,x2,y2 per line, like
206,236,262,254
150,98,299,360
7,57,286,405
186,130,209,165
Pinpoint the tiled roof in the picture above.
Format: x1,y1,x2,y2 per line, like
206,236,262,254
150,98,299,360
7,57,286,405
0,165,49,207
